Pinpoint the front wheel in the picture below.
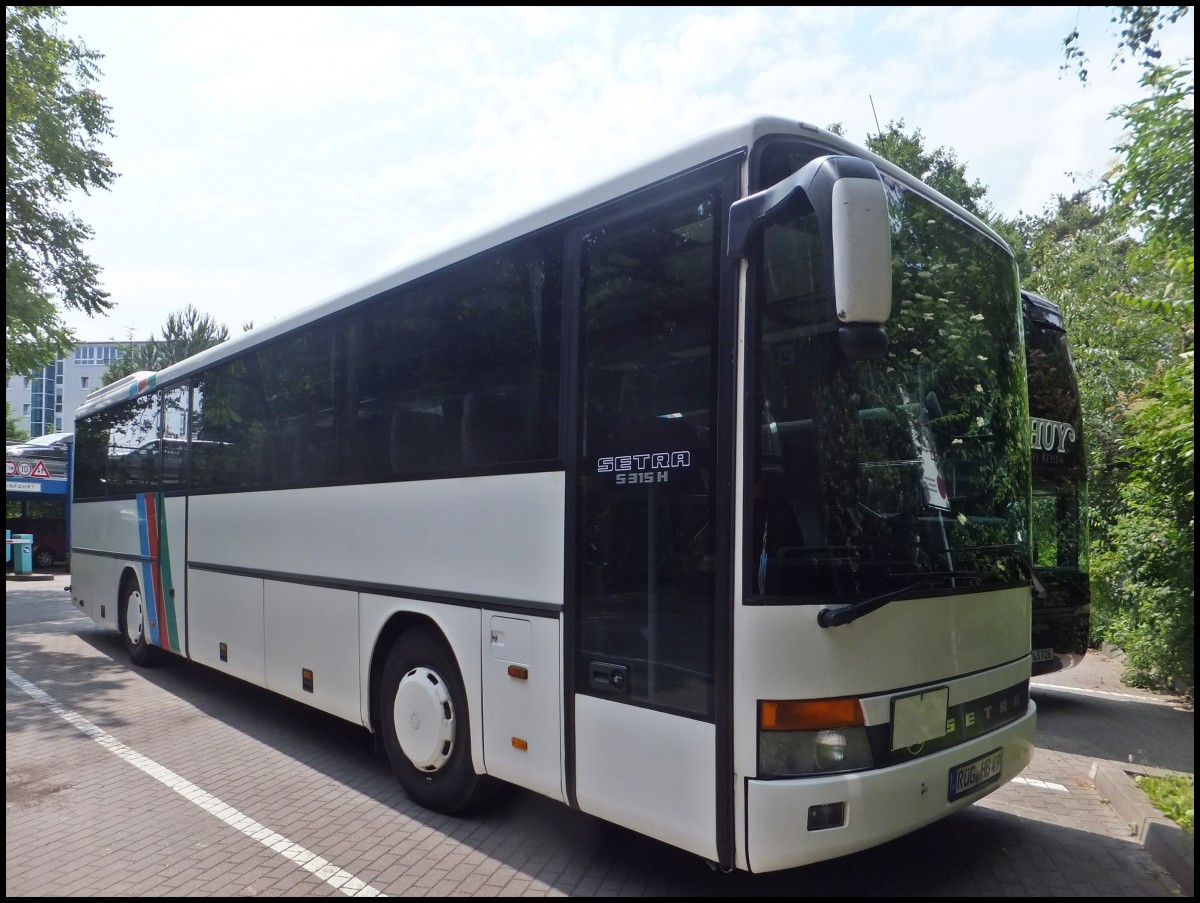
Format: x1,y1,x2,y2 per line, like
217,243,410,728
33,547,56,569
379,626,497,814
119,579,155,666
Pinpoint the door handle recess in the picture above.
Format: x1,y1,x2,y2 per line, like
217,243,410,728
589,661,629,693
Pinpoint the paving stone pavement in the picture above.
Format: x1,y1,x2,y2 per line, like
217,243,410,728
7,572,1193,896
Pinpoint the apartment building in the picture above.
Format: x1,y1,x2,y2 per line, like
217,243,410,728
6,342,133,437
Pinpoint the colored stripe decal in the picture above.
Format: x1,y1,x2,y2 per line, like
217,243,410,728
135,493,161,648
128,374,156,398
155,492,180,652
145,494,167,649
135,490,179,654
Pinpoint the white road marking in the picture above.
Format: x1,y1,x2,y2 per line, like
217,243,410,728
1031,682,1180,705
1011,776,1068,792
6,667,386,898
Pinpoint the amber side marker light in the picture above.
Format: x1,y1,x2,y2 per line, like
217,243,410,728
759,697,865,731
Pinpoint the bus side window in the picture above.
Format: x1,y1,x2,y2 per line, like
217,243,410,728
256,427,296,486
461,390,530,467
390,409,459,473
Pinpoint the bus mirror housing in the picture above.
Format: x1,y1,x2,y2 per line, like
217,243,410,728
728,155,893,359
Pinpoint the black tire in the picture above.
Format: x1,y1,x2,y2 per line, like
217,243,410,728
119,578,155,667
379,625,497,814
33,547,55,569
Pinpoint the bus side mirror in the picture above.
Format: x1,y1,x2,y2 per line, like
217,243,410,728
728,155,892,359
830,174,891,326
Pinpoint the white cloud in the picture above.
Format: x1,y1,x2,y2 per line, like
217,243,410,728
52,5,1193,340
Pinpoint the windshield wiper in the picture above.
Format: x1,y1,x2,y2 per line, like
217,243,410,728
1015,554,1048,600
817,580,931,628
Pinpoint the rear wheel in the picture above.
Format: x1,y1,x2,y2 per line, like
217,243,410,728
379,625,497,813
33,547,56,569
119,579,155,666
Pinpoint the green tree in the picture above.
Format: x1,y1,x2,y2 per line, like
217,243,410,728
1106,63,1194,324
1062,5,1191,83
6,6,118,379
7,404,31,442
865,119,992,219
1092,353,1194,691
103,305,231,385
828,118,993,217
1090,61,1194,694
1006,10,1199,693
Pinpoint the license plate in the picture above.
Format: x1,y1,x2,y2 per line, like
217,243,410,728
948,748,1003,801
1032,647,1055,663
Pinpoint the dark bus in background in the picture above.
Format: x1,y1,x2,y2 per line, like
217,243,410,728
1023,290,1090,674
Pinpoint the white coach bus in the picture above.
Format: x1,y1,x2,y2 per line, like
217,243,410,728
70,115,1036,874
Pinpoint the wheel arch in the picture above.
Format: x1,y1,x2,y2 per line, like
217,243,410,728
117,567,141,619
368,611,442,735
364,603,487,781
371,608,499,813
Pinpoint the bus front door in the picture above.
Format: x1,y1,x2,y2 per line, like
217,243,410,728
570,168,734,862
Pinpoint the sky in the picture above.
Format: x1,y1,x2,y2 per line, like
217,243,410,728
53,5,1194,341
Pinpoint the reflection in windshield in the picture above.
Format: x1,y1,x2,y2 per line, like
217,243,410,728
749,164,1028,602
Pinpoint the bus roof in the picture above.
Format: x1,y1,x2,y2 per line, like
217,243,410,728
75,115,1010,419
1022,289,1066,331
75,370,160,419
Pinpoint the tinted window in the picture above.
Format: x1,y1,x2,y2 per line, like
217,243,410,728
346,234,562,476
75,392,162,498
191,355,270,489
188,233,562,491
575,182,723,718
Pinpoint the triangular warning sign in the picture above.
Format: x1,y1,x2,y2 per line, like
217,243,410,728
30,460,51,478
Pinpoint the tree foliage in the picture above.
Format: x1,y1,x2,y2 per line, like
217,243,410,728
1092,62,1195,694
6,6,117,379
1056,10,1195,692
864,119,992,218
830,118,993,218
1091,353,1194,690
1062,5,1191,83
1106,63,1194,325
7,404,31,442
103,305,231,385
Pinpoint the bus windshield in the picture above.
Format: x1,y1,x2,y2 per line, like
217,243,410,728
749,154,1028,602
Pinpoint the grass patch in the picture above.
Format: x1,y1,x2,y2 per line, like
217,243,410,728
1134,772,1194,836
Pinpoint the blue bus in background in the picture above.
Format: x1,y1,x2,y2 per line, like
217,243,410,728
6,432,73,569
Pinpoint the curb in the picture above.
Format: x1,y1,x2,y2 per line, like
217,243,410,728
1091,761,1194,895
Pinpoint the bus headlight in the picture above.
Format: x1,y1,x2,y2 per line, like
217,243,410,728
814,729,848,768
758,697,876,776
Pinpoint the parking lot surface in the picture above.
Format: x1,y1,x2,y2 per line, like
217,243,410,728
7,572,1193,896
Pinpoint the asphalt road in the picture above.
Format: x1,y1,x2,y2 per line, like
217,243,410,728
6,571,1193,896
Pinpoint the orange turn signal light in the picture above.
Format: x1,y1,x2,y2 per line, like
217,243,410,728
759,698,865,731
